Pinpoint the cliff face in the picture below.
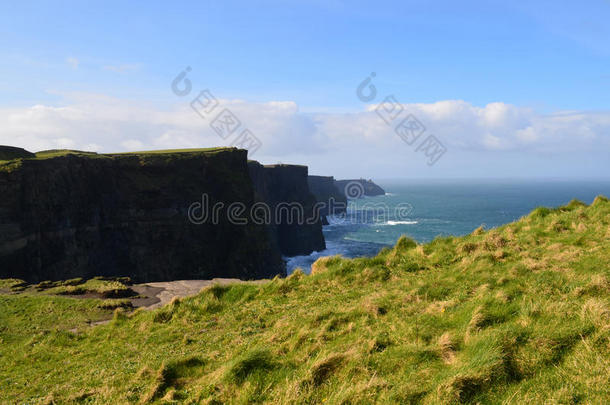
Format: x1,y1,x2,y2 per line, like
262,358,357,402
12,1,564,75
248,162,326,256
307,175,347,224
0,148,285,282
335,179,385,197
0,146,35,161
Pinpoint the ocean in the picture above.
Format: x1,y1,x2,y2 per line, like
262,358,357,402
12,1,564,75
286,179,610,273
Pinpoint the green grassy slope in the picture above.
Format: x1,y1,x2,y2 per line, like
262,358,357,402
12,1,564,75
1,197,609,404
33,147,230,159
0,147,235,172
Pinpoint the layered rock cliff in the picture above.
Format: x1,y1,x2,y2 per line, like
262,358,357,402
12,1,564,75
307,175,347,224
335,179,385,197
248,162,326,256
0,148,285,282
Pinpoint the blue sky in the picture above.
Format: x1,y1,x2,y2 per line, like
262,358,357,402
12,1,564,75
1,0,609,178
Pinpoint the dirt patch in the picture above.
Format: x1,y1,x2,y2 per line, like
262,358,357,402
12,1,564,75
132,278,264,310
1,278,263,310
130,285,164,308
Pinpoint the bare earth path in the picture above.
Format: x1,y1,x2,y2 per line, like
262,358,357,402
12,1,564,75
82,278,264,329
130,278,265,310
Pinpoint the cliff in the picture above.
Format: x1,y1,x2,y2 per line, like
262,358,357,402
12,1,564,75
0,145,35,161
248,162,326,256
307,175,347,224
0,148,285,282
335,178,385,197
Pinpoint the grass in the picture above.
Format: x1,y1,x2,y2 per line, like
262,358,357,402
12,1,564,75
1,197,609,403
40,278,135,298
106,147,231,155
1,277,135,298
35,149,100,159
0,278,27,290
0,146,35,161
0,147,236,172
32,147,230,159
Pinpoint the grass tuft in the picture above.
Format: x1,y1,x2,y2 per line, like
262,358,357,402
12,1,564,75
438,332,458,364
592,195,609,206
472,225,485,236
395,235,417,251
311,255,342,275
225,348,276,384
307,353,345,386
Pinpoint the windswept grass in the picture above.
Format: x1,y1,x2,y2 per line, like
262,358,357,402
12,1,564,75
34,277,134,298
106,147,231,155
35,149,100,159
0,147,236,172
0,278,27,290
1,197,610,403
1,146,242,177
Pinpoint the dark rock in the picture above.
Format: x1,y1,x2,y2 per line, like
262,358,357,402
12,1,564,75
248,162,326,256
0,146,35,161
335,179,385,198
0,148,285,282
307,175,347,222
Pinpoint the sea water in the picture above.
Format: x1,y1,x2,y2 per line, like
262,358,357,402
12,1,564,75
286,179,610,273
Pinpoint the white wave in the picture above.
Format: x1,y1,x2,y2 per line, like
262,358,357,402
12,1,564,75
382,220,418,226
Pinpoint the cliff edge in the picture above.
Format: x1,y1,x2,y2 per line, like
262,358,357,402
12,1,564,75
335,178,385,197
0,145,35,161
307,175,347,224
249,162,326,256
0,148,285,282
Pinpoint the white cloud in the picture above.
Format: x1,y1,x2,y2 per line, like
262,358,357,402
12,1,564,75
1,94,608,177
120,139,145,150
364,100,608,153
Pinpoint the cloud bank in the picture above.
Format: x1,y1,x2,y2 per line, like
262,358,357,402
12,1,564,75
1,94,608,178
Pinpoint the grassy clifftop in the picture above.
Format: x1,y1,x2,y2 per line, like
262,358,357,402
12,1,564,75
1,197,610,403
0,145,35,161
0,147,234,170
0,146,285,282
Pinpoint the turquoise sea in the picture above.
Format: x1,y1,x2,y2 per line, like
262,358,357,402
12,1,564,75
286,179,610,273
